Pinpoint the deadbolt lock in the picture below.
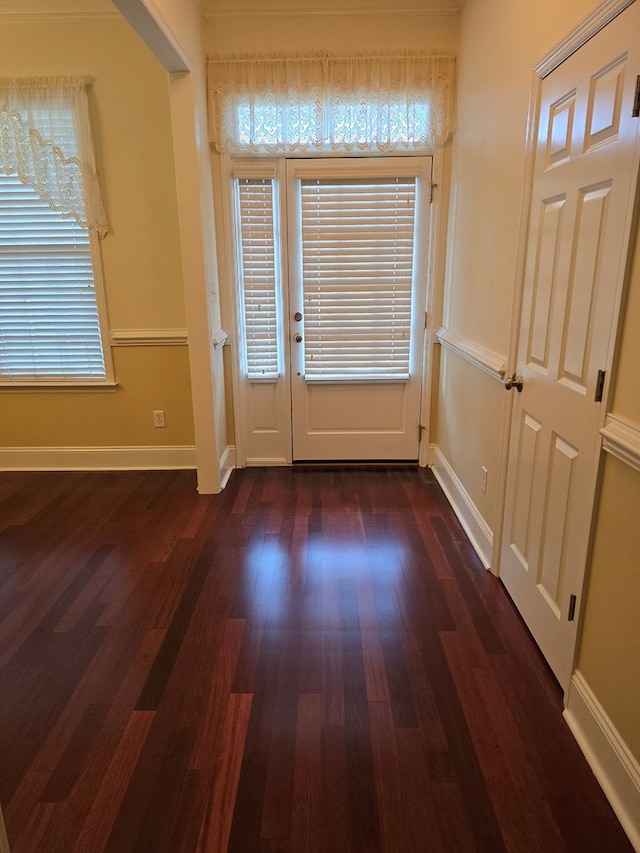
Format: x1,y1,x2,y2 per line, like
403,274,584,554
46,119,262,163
294,312,303,321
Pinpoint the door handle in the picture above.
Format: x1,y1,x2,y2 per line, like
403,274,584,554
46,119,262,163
504,373,523,392
294,333,303,343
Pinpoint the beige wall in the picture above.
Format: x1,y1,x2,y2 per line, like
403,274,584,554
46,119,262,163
577,212,640,760
0,18,195,448
437,0,598,529
445,0,640,770
205,9,457,55
205,5,458,458
133,0,228,491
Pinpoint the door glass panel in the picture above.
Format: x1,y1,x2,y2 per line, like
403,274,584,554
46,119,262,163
299,176,416,380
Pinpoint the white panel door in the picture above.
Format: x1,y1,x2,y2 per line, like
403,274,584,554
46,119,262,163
500,4,640,690
287,157,431,461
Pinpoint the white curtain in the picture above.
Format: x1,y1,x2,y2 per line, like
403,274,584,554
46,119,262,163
208,52,455,154
0,77,108,236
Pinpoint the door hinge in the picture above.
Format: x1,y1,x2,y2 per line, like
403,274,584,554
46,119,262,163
430,182,438,204
419,424,426,442
595,369,606,403
633,75,640,118
568,594,577,622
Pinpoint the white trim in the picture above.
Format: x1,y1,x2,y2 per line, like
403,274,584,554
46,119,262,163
436,327,507,382
111,0,190,73
429,444,493,569
219,444,236,487
110,329,188,346
212,329,229,350
601,414,640,473
204,6,459,22
0,12,122,24
564,671,640,852
536,0,636,79
0,446,196,472
245,456,289,466
419,147,445,468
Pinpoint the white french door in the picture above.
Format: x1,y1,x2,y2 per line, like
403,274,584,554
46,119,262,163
230,156,432,465
287,158,431,460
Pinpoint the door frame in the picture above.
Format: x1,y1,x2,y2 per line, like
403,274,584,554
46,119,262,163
492,0,640,676
218,148,449,468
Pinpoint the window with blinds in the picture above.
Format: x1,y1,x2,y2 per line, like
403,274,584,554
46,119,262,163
235,177,280,380
0,173,107,383
300,176,416,380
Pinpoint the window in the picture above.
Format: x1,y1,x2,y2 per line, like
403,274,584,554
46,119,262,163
0,174,108,382
229,157,429,383
234,176,281,380
234,97,432,152
0,77,110,385
208,52,455,155
298,175,416,380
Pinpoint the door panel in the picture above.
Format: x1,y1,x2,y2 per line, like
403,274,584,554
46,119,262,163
287,158,431,461
500,4,640,690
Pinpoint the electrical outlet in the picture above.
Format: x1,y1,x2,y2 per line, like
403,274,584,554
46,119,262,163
481,466,488,494
153,410,166,428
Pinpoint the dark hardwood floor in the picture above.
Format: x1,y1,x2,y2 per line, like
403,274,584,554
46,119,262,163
0,466,632,852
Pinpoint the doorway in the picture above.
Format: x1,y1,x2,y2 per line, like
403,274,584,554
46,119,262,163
229,156,433,465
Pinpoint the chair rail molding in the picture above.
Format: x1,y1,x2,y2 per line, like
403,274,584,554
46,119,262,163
436,327,506,382
601,413,640,473
110,329,188,346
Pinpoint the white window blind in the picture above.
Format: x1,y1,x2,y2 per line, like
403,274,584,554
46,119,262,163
0,173,106,382
300,176,416,379
236,177,279,379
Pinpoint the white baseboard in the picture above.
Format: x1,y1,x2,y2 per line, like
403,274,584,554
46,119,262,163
564,671,640,852
219,444,236,488
0,445,196,471
429,444,493,569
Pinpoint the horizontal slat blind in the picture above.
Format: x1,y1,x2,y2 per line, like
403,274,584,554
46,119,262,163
0,173,105,381
236,178,279,379
300,176,415,379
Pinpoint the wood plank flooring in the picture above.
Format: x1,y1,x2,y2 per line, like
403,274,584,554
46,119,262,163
0,466,633,852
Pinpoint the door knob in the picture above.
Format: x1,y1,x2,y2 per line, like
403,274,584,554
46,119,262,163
504,373,523,392
294,333,303,343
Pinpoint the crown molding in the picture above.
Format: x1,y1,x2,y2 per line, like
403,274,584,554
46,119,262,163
204,4,460,21
0,0,122,23
0,11,122,23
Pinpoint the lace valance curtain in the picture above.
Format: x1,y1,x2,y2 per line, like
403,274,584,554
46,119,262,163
0,77,108,236
207,52,456,154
